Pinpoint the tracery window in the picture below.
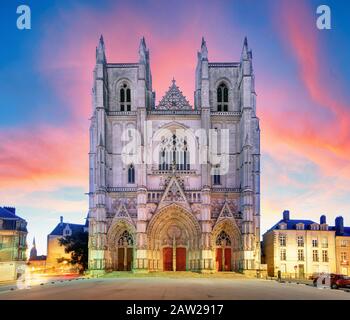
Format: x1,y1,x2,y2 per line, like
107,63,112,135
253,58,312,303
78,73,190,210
117,230,134,246
216,231,231,246
128,164,135,184
217,83,228,112
120,83,131,111
159,134,190,171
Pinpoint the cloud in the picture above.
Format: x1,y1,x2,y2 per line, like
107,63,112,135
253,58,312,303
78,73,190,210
260,0,350,178
0,125,88,191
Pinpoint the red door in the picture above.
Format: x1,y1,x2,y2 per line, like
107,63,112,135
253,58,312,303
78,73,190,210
176,248,186,271
224,248,231,271
163,247,173,271
216,248,223,271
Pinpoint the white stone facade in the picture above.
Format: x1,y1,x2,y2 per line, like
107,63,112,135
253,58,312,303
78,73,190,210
88,36,261,273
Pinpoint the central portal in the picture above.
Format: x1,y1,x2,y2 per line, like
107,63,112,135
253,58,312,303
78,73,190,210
162,247,187,271
147,204,201,272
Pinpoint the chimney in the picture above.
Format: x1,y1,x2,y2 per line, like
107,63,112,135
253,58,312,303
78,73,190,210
335,216,344,235
60,216,63,226
320,215,326,224
283,210,290,221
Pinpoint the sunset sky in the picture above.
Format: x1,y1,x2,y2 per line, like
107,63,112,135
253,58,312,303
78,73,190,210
1,0,350,255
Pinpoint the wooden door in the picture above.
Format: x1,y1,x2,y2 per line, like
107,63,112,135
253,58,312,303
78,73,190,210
176,248,186,271
163,247,173,271
117,248,124,271
127,248,133,271
216,248,223,271
224,248,231,271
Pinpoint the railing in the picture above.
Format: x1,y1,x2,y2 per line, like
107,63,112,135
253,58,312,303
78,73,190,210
152,169,197,175
107,187,137,192
208,62,240,68
107,111,137,116
148,110,201,115
211,111,241,116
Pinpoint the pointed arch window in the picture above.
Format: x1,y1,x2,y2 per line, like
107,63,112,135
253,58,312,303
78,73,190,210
217,83,228,112
213,165,221,185
128,164,135,184
120,83,131,111
216,231,232,246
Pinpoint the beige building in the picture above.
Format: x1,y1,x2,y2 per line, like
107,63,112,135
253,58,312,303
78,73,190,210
262,211,336,278
0,207,27,281
331,217,350,276
46,216,87,272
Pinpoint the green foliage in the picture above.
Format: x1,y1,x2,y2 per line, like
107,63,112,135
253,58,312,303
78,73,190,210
58,231,88,272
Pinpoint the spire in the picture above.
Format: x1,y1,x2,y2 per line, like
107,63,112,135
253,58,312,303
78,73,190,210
96,34,106,64
29,236,37,260
139,36,147,63
200,37,208,60
241,36,249,60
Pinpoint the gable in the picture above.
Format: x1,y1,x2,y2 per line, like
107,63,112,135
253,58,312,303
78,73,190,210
158,175,190,211
156,79,192,110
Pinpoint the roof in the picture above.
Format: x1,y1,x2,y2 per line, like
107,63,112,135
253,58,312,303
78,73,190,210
329,226,350,237
266,219,321,233
49,222,86,236
0,207,27,232
0,207,25,220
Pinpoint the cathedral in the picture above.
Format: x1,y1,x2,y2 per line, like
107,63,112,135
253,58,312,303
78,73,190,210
88,36,261,274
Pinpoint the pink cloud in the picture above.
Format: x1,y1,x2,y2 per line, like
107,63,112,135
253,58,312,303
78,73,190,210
259,1,350,179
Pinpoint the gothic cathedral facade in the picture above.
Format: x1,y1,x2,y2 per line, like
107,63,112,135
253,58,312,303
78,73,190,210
88,36,261,274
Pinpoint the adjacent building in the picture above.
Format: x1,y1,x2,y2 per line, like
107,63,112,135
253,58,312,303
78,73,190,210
88,36,261,274
262,210,336,278
0,207,28,281
46,216,87,272
331,216,350,276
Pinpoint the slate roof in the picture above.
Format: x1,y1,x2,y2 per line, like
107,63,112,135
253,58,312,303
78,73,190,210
0,207,27,232
49,222,85,236
0,207,24,220
267,219,320,233
329,226,350,237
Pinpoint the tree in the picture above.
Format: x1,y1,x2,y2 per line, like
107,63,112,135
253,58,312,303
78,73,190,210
58,231,88,273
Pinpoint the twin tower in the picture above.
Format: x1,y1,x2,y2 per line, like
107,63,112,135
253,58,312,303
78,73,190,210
88,36,260,274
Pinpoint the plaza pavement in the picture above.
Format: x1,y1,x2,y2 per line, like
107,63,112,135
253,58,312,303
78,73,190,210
0,272,350,300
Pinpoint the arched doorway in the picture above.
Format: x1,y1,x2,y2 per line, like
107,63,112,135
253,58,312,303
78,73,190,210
107,220,135,271
212,219,241,272
116,230,134,271
147,204,201,271
215,231,232,271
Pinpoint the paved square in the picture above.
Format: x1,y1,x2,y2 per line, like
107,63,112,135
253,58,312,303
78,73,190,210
1,274,349,300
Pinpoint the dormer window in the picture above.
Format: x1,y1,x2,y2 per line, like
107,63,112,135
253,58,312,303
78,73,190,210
63,226,72,237
310,223,320,231
120,83,131,111
217,83,228,112
279,223,287,230
320,224,328,231
296,223,304,230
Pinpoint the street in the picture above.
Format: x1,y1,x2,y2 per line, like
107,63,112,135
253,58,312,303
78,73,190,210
0,274,350,300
